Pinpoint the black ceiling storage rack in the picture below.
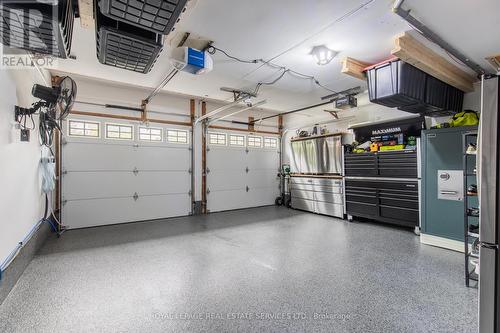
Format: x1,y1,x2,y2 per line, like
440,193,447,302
95,10,163,74
98,0,187,34
0,0,75,58
367,59,464,116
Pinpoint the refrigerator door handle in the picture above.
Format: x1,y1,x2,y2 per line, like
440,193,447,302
479,242,499,250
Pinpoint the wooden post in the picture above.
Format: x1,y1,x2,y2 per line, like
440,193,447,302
248,116,255,132
51,75,62,228
201,101,207,214
189,99,195,125
190,99,195,214
54,127,61,226
141,99,148,122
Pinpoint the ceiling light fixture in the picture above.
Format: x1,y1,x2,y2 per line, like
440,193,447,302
310,45,337,65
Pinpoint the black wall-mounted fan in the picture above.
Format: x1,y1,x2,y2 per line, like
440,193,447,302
31,76,77,120
15,76,77,147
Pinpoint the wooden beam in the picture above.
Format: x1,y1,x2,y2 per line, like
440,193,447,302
341,57,369,81
69,110,192,127
208,125,279,136
78,0,94,29
391,32,475,92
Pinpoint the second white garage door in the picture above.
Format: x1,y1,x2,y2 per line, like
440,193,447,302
206,130,280,212
61,117,192,229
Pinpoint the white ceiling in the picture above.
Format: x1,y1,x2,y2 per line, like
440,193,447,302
50,0,500,112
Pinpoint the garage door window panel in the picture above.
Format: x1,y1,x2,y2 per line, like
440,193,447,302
229,134,246,147
106,123,134,140
208,132,227,146
247,135,262,148
264,137,278,149
166,129,189,144
140,127,163,142
68,120,100,138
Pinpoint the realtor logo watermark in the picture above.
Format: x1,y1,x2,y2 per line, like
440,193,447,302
0,0,59,69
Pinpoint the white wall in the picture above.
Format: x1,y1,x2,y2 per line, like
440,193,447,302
0,68,51,266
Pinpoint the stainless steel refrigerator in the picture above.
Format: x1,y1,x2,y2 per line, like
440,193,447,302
478,75,500,333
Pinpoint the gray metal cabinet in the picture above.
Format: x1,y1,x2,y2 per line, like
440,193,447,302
290,176,344,218
421,126,478,241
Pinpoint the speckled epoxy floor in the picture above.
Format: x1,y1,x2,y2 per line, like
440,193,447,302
0,206,478,332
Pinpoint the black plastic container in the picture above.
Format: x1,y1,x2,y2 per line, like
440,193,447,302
95,10,163,74
398,75,446,113
367,59,464,116
367,60,426,108
0,0,74,58
98,0,187,34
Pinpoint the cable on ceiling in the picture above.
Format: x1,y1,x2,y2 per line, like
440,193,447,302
206,45,339,95
241,0,375,78
207,45,260,64
253,69,289,95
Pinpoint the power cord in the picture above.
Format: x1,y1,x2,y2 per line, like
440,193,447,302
206,45,339,95
206,45,260,64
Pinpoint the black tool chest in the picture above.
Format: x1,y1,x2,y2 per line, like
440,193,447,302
345,178,419,227
344,150,418,178
344,150,419,228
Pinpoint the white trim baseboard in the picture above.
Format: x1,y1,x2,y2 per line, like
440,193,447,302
420,233,465,253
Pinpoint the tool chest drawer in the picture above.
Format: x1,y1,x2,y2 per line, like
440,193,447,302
377,150,418,177
344,153,377,177
345,178,419,227
290,176,344,218
344,150,418,178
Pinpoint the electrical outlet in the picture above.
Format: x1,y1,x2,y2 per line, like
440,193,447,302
20,129,30,142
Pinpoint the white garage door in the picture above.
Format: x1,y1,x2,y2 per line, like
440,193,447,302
61,117,192,229
206,130,280,212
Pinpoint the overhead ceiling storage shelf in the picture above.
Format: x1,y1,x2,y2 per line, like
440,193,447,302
98,0,188,34
95,10,163,74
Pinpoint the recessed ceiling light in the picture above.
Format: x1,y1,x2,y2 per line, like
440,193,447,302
310,45,337,65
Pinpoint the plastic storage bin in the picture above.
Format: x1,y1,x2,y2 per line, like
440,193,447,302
367,59,464,115
0,0,74,58
95,11,163,74
98,0,187,34
367,60,426,108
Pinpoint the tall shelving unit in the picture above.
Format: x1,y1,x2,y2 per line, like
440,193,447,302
463,131,479,287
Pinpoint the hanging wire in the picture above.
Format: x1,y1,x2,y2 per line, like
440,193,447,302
207,46,260,64
206,45,339,95
253,69,289,95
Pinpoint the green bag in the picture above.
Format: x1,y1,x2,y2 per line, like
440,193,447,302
450,110,479,127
